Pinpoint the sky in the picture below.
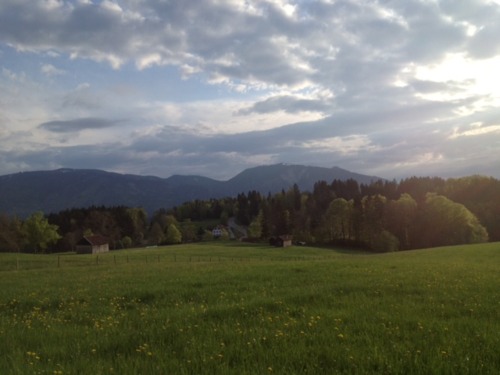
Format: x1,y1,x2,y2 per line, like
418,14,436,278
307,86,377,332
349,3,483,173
0,0,499,181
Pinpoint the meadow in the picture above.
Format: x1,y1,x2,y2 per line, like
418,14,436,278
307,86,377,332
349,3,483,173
0,242,499,374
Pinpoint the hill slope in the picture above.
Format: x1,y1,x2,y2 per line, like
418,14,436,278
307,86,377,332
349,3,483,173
227,164,379,194
0,164,382,217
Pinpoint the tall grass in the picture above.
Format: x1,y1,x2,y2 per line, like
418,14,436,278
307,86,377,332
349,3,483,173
0,242,499,374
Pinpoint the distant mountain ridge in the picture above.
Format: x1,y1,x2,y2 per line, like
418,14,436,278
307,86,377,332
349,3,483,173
0,164,383,217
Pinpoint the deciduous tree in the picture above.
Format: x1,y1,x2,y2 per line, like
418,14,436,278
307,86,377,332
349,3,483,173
165,223,182,244
247,211,263,239
0,214,23,252
22,212,61,253
421,193,488,247
386,193,417,250
322,198,354,242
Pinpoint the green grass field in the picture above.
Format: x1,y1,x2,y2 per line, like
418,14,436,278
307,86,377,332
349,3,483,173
1,242,499,374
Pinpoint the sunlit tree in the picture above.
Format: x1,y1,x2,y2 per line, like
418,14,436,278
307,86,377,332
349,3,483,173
165,223,182,244
22,212,61,253
247,211,263,239
422,193,488,247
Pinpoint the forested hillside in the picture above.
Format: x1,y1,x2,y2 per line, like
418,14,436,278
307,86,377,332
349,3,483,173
0,165,380,218
0,175,497,253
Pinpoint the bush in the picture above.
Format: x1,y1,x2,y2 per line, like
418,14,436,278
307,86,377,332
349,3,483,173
371,230,400,252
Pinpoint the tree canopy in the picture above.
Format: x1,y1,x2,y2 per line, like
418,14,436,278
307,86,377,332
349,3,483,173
22,212,61,253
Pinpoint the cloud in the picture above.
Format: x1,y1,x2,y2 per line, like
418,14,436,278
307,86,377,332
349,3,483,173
41,63,65,76
39,118,122,133
61,83,101,111
1,0,500,181
450,123,500,139
0,0,486,99
238,95,332,115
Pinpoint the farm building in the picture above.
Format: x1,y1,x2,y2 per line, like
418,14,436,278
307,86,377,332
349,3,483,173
269,235,293,248
76,235,109,254
212,226,223,238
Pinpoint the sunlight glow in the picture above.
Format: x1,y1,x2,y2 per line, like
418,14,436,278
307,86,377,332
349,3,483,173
395,152,444,168
414,53,500,107
298,135,379,155
450,124,500,139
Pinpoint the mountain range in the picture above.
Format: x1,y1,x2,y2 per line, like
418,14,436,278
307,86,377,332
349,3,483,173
0,164,382,218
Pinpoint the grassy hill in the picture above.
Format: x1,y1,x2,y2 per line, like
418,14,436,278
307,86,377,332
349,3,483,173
1,242,499,374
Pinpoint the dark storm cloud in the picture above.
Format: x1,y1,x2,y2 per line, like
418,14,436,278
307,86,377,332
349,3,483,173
39,118,121,133
238,96,332,115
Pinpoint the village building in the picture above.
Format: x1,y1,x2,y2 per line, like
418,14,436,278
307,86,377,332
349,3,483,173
212,226,223,238
76,235,110,254
269,235,293,248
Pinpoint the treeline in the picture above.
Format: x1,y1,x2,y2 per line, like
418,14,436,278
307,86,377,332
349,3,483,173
0,203,235,253
170,175,498,251
0,175,498,253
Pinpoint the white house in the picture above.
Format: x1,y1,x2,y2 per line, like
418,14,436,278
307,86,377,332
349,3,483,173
212,227,223,238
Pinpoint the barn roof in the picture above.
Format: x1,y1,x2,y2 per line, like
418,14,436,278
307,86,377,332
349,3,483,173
78,235,109,246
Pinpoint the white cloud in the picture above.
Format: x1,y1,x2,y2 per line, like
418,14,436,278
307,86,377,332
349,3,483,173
136,54,163,70
41,63,66,76
297,135,380,155
395,152,445,168
450,123,500,139
100,0,123,14
147,99,325,135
